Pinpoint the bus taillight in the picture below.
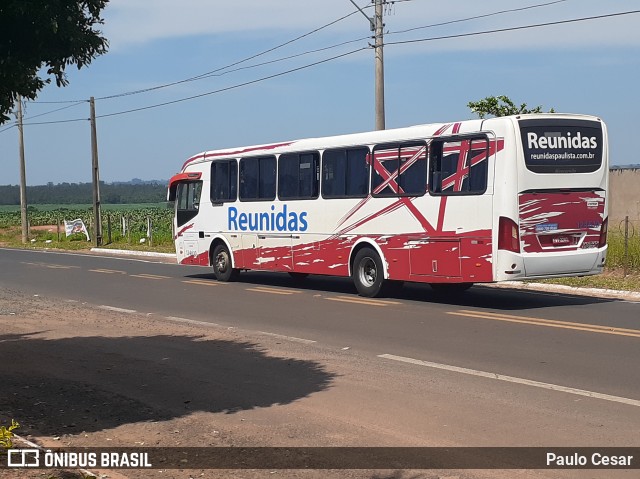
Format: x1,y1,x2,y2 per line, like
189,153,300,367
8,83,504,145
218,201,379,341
599,217,608,248
498,216,520,253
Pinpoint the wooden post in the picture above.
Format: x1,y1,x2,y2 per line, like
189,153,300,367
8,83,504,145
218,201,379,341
90,97,102,246
624,215,629,277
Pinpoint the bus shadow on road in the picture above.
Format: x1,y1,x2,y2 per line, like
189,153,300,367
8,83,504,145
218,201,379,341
0,332,336,438
184,271,615,311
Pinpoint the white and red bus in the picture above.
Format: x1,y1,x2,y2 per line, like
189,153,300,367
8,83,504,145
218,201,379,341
168,114,608,297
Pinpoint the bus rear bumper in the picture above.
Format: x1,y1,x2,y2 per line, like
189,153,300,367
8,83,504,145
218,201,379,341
495,246,607,281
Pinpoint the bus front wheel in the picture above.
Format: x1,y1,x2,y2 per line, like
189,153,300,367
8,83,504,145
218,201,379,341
212,244,239,282
352,247,385,298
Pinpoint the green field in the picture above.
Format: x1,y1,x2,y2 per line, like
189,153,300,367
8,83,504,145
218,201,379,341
0,203,169,212
0,203,175,251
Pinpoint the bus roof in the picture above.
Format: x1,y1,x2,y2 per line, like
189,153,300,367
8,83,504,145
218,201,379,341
180,113,602,172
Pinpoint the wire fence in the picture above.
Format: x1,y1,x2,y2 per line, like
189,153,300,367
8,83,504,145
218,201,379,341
607,216,640,275
3,209,640,273
0,207,174,248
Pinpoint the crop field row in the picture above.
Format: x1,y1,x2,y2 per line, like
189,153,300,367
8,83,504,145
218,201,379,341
0,205,174,249
1,206,638,278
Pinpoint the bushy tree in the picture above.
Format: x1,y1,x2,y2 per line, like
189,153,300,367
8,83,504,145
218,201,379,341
0,0,109,124
468,95,554,119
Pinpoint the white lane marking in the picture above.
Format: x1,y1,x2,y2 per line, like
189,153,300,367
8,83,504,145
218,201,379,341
165,317,315,344
98,305,137,314
257,331,317,344
378,353,640,408
164,316,221,328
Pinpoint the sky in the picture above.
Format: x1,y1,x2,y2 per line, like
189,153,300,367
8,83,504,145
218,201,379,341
1,0,639,186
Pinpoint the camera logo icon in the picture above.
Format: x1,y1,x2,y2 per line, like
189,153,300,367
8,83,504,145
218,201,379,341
7,449,40,467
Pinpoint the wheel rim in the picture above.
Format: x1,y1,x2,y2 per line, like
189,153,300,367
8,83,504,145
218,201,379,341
358,257,377,287
216,251,229,274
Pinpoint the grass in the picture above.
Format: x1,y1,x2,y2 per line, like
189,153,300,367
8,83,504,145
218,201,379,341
0,222,175,253
538,271,640,292
0,231,176,253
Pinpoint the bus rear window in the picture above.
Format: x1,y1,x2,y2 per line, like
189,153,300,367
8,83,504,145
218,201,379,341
519,119,603,174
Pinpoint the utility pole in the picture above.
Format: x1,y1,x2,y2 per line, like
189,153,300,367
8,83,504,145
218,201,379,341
16,96,28,243
374,0,385,130
89,96,102,246
348,0,385,130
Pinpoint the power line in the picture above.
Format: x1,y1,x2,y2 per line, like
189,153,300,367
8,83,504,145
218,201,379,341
2,100,85,132
143,36,372,83
28,9,362,105
95,47,369,119
386,9,640,46
13,8,639,126
21,117,88,127
388,0,571,36
0,124,16,134
24,0,573,106
194,0,577,84
26,98,87,104
22,101,86,121
95,10,362,101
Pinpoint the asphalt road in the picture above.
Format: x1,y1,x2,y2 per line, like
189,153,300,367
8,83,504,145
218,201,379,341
1,247,639,475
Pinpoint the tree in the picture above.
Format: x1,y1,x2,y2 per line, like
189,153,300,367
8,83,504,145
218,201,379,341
0,0,109,124
468,95,554,119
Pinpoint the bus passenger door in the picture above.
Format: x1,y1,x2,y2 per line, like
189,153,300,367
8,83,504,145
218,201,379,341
173,180,204,265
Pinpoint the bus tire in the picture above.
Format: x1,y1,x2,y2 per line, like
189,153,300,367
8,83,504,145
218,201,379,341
352,247,385,298
212,244,239,282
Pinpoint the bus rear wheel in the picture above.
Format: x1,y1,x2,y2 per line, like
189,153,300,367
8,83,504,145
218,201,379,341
212,244,239,282
352,247,386,298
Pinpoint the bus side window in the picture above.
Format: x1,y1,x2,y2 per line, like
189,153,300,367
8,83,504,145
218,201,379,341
322,147,369,198
278,152,320,200
398,145,427,196
468,138,489,193
429,136,488,195
429,142,443,194
240,156,276,201
211,160,237,204
372,142,426,197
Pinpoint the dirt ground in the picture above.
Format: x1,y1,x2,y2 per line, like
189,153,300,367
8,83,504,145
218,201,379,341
2,285,614,479
0,287,468,479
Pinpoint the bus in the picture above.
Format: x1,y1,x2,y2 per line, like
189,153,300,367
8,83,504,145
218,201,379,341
168,114,608,297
